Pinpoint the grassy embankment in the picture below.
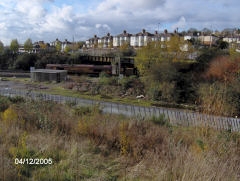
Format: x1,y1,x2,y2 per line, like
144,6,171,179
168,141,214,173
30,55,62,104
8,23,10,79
5,76,196,110
0,96,239,180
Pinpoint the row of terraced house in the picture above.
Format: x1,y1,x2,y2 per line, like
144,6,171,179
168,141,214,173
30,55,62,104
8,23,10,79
17,29,240,54
85,29,240,49
86,29,172,48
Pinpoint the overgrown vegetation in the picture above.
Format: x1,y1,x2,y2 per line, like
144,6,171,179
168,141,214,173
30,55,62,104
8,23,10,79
0,97,239,180
133,39,240,116
1,36,240,117
197,56,240,116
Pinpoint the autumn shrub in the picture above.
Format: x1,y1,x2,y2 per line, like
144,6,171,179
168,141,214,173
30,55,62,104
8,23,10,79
77,119,89,136
140,61,178,102
150,60,178,83
1,106,19,127
195,47,228,72
205,56,240,82
198,82,240,116
198,56,240,116
77,115,170,161
76,107,101,136
119,121,130,155
145,81,176,102
0,96,10,112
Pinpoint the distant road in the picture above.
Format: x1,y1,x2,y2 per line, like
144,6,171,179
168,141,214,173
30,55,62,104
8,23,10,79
0,87,239,132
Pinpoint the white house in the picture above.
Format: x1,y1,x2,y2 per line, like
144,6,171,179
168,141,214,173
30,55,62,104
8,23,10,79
113,30,132,47
130,35,138,47
130,29,154,47
50,38,62,47
86,35,99,48
61,39,72,52
96,33,113,48
50,38,72,52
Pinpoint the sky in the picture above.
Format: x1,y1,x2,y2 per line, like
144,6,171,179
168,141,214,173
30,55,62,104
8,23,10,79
0,0,239,45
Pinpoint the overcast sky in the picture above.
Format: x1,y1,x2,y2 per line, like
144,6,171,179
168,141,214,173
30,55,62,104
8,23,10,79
0,0,239,45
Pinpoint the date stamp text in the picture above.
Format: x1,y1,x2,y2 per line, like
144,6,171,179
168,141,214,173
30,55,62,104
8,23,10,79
15,158,53,165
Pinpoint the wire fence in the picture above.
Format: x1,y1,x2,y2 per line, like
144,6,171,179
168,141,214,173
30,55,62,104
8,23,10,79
0,88,239,132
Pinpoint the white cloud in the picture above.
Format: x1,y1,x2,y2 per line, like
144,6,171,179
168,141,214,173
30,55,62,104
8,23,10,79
95,0,165,12
95,24,111,36
40,5,74,32
15,0,46,19
0,0,53,44
0,0,240,45
172,16,186,31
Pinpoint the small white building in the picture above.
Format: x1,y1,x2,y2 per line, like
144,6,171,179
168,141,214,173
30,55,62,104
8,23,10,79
223,37,240,43
31,69,67,82
198,35,219,46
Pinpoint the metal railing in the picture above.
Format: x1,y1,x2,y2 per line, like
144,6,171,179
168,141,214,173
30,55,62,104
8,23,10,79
0,88,239,132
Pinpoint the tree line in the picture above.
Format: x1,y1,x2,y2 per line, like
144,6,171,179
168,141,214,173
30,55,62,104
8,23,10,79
0,38,86,70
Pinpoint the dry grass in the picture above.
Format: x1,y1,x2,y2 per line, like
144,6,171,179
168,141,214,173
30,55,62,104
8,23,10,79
0,97,239,180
